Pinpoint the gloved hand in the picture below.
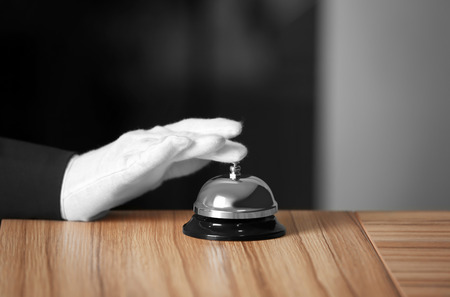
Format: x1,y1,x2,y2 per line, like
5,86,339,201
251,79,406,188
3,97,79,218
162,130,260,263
61,118,247,221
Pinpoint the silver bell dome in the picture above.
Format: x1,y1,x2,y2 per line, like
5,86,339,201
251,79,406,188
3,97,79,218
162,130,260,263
193,163,278,219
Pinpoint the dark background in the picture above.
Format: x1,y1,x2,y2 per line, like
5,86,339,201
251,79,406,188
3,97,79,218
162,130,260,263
1,0,317,210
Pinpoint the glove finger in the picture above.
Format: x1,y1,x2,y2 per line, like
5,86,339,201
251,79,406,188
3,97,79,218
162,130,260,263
163,159,210,180
164,118,243,139
173,134,226,162
133,135,192,171
198,140,247,163
123,135,192,187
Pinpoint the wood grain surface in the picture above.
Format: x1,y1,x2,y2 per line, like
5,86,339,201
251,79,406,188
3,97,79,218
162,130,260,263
0,211,404,297
358,211,450,297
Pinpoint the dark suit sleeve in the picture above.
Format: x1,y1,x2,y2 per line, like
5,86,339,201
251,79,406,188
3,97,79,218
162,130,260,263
0,138,75,220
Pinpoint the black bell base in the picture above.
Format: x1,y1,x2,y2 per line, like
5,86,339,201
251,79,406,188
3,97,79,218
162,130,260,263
183,214,286,241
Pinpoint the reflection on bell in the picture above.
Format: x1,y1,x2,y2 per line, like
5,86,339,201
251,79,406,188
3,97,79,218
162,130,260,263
183,163,286,241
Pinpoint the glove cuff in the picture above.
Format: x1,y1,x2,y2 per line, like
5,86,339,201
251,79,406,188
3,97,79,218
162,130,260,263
60,154,79,220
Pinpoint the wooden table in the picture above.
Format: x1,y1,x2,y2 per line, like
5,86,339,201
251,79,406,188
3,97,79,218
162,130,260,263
1,211,449,297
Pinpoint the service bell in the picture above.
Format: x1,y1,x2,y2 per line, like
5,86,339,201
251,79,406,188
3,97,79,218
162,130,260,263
183,163,286,241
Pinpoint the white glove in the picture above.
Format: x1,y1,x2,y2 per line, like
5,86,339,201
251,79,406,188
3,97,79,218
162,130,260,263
61,118,247,221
